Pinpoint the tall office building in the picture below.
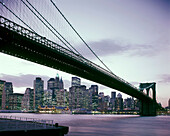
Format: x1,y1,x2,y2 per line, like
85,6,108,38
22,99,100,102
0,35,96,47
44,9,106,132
98,92,105,111
34,77,44,110
71,77,81,87
43,89,53,106
111,92,116,99
169,99,170,108
115,93,123,111
9,93,24,110
104,95,110,111
110,91,116,110
0,80,6,109
2,82,13,110
22,88,34,111
69,79,88,110
55,89,68,107
47,74,64,99
89,85,98,111
124,97,132,110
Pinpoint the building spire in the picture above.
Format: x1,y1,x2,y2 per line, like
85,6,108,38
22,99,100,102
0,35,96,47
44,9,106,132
56,73,59,78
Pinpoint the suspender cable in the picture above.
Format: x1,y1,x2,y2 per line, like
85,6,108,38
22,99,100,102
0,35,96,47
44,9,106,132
21,0,76,52
0,1,36,33
50,0,113,74
23,0,83,57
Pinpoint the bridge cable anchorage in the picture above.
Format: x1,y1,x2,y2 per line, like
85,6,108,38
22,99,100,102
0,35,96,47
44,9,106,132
20,0,74,53
22,0,83,57
50,0,114,74
0,1,36,33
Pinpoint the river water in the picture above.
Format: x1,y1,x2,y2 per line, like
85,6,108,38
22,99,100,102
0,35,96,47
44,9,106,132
0,113,170,136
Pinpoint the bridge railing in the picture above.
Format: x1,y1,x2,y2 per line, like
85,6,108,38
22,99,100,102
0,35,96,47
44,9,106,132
0,16,138,91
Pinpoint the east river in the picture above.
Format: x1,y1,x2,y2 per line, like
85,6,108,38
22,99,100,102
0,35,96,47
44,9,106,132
0,113,170,136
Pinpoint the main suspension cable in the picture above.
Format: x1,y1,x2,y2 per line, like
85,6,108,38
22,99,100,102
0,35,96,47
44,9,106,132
50,0,113,74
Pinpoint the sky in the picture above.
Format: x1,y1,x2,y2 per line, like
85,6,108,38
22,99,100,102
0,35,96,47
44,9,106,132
0,0,170,107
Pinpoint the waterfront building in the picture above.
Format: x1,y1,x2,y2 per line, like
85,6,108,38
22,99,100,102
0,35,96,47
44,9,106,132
55,89,69,107
115,93,123,111
81,85,89,110
47,74,64,104
169,99,170,108
0,80,6,109
22,88,34,111
43,89,53,106
87,89,92,110
98,92,105,111
89,85,98,111
134,99,140,110
69,78,88,111
69,86,82,110
123,97,135,110
2,82,13,110
34,77,44,110
110,91,116,111
9,93,24,110
111,92,116,99
104,95,110,111
71,77,81,87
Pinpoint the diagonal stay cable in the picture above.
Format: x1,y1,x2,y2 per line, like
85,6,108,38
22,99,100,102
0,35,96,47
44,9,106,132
50,0,113,74
0,1,36,33
23,0,83,56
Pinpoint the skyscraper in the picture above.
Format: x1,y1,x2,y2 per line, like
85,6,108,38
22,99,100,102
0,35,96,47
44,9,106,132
47,74,64,100
43,89,53,106
56,89,68,107
110,91,116,111
169,99,170,108
0,80,6,109
89,85,98,111
111,92,116,99
34,77,44,110
69,77,90,110
115,93,123,111
2,82,13,110
71,77,81,87
124,97,132,110
9,93,24,110
22,88,34,111
98,92,104,111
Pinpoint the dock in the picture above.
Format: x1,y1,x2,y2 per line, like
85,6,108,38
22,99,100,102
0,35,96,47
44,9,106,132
0,116,69,136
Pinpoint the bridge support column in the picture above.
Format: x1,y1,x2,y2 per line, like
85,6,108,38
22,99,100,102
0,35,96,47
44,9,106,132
140,100,156,116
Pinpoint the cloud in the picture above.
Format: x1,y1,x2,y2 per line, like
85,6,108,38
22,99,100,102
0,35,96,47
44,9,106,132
0,74,50,88
76,39,129,59
75,39,169,59
158,74,170,84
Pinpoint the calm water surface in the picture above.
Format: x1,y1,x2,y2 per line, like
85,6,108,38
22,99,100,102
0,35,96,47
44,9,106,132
0,113,170,136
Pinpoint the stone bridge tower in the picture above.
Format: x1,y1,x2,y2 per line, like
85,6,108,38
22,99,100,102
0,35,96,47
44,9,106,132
139,82,156,116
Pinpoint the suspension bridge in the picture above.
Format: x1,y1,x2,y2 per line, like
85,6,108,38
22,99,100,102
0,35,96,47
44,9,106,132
0,0,161,116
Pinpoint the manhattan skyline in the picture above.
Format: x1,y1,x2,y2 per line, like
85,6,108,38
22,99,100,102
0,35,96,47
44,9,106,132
0,0,169,107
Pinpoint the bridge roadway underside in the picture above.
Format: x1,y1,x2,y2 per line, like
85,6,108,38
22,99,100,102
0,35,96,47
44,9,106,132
0,26,157,116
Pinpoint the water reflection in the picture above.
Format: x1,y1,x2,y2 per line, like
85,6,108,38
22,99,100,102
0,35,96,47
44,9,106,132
0,113,169,136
